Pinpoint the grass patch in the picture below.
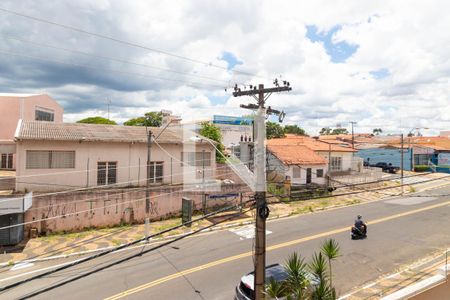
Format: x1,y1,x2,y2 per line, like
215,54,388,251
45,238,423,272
111,239,122,246
409,186,416,193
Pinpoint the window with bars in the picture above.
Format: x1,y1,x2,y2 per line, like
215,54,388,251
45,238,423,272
149,162,164,183
181,152,212,167
97,162,117,185
330,157,342,171
26,151,75,169
1,154,13,169
316,169,324,178
292,166,301,178
35,108,55,122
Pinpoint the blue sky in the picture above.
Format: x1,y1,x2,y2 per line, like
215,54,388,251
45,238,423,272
220,51,243,70
370,68,390,79
306,25,359,63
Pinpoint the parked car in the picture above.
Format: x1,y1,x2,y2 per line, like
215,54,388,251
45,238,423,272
235,263,319,300
371,162,400,174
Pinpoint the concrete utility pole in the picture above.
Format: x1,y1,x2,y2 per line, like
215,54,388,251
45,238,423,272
401,133,404,195
146,129,152,215
233,81,291,300
350,121,357,149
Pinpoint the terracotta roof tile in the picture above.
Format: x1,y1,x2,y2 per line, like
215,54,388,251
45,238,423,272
268,144,327,165
267,136,357,152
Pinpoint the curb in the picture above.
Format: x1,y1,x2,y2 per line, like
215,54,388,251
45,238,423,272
2,178,448,267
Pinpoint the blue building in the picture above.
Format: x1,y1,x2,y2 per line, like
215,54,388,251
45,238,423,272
356,147,413,171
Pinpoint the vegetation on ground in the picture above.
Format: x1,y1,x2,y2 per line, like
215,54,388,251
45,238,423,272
264,238,340,299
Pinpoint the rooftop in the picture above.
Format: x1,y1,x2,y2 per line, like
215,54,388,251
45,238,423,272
268,144,327,165
15,121,211,145
267,135,357,152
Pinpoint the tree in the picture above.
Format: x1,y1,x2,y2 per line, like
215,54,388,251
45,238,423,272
123,111,163,127
199,122,226,163
76,116,117,125
319,128,332,135
372,128,382,135
284,125,308,136
330,128,348,135
267,121,285,139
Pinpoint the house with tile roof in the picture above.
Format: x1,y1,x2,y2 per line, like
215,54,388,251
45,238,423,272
14,121,216,192
267,144,328,185
266,135,360,185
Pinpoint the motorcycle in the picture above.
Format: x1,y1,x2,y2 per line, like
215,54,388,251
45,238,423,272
351,225,367,240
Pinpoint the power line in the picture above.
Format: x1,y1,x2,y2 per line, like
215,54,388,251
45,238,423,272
0,203,254,295
0,168,242,231
1,34,234,85
0,6,262,79
0,49,225,90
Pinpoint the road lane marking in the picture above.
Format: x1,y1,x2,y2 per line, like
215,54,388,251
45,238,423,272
229,225,272,239
104,199,450,300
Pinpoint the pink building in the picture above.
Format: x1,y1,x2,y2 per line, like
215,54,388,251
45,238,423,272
0,93,63,170
14,121,216,192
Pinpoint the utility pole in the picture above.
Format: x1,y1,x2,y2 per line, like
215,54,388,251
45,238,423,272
349,121,357,149
401,133,404,195
146,129,152,215
233,81,290,300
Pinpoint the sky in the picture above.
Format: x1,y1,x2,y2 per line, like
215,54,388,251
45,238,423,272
0,0,449,135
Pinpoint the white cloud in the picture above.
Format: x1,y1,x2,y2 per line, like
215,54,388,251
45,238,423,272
0,0,449,135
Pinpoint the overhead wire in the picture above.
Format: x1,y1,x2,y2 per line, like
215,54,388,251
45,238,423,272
0,6,263,79
0,203,255,296
0,49,226,90
1,34,233,85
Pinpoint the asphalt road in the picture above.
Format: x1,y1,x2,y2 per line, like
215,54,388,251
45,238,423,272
1,185,450,300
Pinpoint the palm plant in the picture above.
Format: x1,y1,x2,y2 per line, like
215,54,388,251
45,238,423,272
321,238,340,288
283,252,310,300
265,277,287,299
309,252,335,300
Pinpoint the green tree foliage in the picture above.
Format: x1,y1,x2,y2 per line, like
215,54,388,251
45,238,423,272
123,111,163,127
199,122,226,163
319,127,332,135
372,128,382,135
267,121,286,139
284,125,308,136
76,116,117,125
331,128,348,135
320,127,349,135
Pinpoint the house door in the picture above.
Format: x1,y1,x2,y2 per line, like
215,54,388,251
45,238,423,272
306,168,312,184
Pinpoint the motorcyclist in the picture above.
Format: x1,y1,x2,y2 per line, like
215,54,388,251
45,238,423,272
354,215,367,235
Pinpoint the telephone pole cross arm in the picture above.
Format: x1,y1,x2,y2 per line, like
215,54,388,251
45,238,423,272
233,82,291,300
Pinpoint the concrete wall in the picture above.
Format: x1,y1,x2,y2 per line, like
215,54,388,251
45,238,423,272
15,140,215,192
0,94,63,141
0,94,63,170
287,165,327,185
317,151,354,172
408,279,450,300
22,184,249,235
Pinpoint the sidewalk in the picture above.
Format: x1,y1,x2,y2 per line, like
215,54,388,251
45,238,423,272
1,172,448,265
340,249,449,299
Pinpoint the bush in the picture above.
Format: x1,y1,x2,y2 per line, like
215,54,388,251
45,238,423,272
414,165,430,172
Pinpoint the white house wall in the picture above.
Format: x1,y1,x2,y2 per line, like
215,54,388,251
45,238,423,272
15,140,215,192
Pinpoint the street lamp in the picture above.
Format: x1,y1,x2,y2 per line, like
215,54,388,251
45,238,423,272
144,117,181,241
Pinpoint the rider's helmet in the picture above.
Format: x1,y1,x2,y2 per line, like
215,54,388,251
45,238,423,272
357,215,362,220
